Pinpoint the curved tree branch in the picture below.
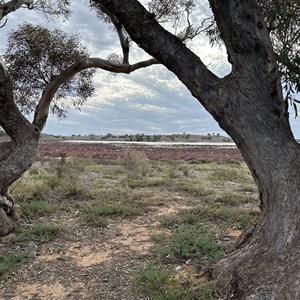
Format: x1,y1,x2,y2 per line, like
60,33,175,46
33,57,159,130
90,2,130,64
94,0,221,116
0,0,33,20
107,11,130,64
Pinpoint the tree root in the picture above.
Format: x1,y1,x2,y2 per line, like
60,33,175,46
0,193,17,235
212,243,300,299
0,207,13,236
0,194,13,212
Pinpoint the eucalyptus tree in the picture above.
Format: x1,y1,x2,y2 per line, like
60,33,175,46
0,0,197,235
0,0,160,235
0,0,300,298
92,0,300,298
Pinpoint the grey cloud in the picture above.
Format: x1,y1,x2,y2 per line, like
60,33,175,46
45,70,226,136
3,1,297,139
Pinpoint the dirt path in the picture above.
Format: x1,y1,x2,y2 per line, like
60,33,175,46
0,204,189,300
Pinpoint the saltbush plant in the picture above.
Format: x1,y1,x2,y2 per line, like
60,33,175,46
121,148,149,179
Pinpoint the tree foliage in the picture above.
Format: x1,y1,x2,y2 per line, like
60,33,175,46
257,0,300,115
91,0,202,44
147,0,195,24
4,23,95,117
29,0,72,18
205,0,300,114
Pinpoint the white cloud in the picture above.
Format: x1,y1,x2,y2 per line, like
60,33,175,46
3,1,298,138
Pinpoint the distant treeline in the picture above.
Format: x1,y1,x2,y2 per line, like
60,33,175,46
61,132,232,142
1,129,232,142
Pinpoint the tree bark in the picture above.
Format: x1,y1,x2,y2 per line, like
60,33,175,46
96,0,300,298
210,81,300,298
0,29,158,234
0,0,34,21
206,2,300,297
0,48,40,235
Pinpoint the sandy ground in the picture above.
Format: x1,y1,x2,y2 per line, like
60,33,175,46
0,204,193,300
0,142,244,299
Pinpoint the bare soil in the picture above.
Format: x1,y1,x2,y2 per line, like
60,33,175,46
0,142,243,300
0,204,192,300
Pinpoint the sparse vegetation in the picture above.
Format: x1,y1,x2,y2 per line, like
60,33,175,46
81,202,141,227
13,222,66,244
66,133,232,143
132,261,226,299
0,252,27,278
1,150,259,299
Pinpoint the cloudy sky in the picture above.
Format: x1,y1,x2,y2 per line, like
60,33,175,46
1,0,300,138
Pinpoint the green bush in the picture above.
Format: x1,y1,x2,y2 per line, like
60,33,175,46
177,206,259,229
172,224,228,262
209,168,240,182
126,177,170,188
215,192,255,206
122,148,149,178
20,200,51,218
178,182,214,198
132,262,177,300
82,213,109,227
133,261,226,300
13,222,66,244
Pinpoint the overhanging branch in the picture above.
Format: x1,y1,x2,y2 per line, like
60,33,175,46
0,0,33,20
94,0,221,114
33,57,159,130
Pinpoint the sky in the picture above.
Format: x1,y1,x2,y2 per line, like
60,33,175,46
1,0,300,138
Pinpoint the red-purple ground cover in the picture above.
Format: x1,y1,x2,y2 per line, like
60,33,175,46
37,141,243,162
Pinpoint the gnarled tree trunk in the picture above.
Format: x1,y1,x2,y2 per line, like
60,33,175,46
211,81,300,298
0,21,158,236
0,56,40,235
96,0,300,298
207,2,300,296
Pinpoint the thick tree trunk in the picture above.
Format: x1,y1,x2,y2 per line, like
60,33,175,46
205,2,300,296
0,131,40,235
96,0,300,298
213,178,300,298
214,170,300,299
0,46,40,235
211,87,300,298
